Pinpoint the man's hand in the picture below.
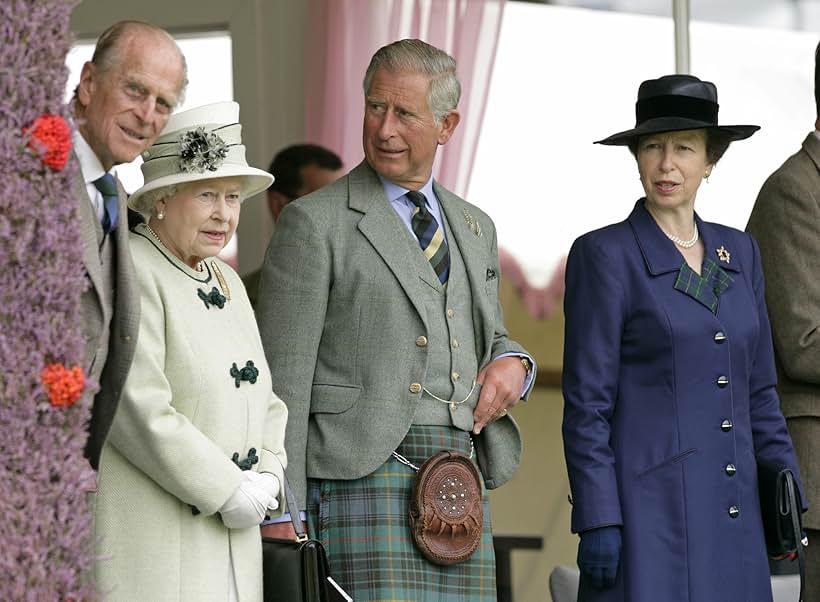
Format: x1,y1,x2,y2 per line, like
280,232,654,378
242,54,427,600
472,356,527,434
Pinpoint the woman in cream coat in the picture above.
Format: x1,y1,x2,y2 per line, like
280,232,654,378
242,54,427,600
93,101,287,601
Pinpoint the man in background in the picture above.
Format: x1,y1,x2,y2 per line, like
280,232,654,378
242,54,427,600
242,143,342,307
73,20,187,469
746,40,820,600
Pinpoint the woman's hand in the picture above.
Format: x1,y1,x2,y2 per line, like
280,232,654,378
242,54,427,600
578,525,622,590
219,471,280,529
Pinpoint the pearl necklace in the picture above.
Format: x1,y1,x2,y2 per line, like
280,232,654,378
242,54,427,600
144,224,203,272
664,223,699,249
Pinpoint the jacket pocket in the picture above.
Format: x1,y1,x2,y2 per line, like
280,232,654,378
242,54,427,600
635,448,697,480
310,383,361,414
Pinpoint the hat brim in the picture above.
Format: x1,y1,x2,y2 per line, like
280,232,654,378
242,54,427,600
594,117,760,146
129,165,274,214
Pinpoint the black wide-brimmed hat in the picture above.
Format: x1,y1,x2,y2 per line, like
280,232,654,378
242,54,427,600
594,74,759,146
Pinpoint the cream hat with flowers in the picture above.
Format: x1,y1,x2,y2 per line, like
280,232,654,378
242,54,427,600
128,101,273,214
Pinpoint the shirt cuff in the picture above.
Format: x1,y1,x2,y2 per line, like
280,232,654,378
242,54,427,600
495,352,536,397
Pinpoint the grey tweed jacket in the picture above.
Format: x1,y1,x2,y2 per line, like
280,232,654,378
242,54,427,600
257,161,532,506
75,162,140,469
747,132,820,527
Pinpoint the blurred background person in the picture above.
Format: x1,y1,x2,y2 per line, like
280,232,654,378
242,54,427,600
746,40,820,602
562,74,805,602
242,143,343,308
93,101,288,601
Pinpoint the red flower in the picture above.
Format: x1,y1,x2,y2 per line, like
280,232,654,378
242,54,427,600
25,114,72,171
41,364,85,408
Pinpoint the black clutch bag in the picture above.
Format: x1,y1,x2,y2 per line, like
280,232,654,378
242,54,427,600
262,474,352,602
757,460,805,600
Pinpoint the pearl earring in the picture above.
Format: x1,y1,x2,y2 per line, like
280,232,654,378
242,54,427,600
157,210,165,220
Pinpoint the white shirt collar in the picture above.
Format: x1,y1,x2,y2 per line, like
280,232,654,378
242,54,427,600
73,128,108,184
379,174,437,206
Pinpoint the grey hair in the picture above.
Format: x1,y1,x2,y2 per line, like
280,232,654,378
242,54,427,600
73,20,188,107
136,184,179,216
363,39,460,125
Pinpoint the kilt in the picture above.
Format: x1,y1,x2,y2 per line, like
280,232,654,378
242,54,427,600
306,425,497,601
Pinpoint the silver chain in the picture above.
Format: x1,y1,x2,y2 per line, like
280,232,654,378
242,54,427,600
391,437,474,472
422,379,477,407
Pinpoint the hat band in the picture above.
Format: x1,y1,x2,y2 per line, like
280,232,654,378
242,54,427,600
141,144,249,183
636,95,718,126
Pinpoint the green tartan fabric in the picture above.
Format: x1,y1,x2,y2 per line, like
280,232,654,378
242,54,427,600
306,425,497,601
673,257,734,314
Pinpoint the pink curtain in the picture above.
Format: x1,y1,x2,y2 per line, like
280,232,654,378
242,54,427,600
303,0,505,197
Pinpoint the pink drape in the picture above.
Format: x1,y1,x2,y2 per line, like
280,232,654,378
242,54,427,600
303,0,505,197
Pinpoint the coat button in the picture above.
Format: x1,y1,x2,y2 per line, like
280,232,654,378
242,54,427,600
714,331,727,344
451,339,459,348
725,464,737,476
721,419,733,432
452,372,460,381
728,506,740,518
717,376,729,388
415,336,428,347
447,308,455,318
409,383,422,394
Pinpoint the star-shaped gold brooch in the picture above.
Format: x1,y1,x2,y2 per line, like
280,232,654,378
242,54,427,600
716,245,731,264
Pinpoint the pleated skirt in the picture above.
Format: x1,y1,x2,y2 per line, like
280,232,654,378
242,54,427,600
306,425,497,601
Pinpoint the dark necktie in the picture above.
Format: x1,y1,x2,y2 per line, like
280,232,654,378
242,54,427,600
407,190,450,284
93,173,119,234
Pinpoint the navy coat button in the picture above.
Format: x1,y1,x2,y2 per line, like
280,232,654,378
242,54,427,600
725,464,737,476
728,506,740,518
721,419,733,432
717,376,729,388
714,331,727,343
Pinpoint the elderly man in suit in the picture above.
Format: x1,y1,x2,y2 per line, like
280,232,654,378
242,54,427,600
257,39,535,600
746,40,820,600
73,20,187,469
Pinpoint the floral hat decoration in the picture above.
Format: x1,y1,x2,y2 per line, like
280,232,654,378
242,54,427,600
129,101,273,214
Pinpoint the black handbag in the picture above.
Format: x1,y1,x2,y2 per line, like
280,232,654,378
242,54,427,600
262,474,352,601
757,460,805,601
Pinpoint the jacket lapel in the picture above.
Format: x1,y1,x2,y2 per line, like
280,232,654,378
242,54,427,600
76,166,104,309
628,199,686,276
802,132,820,174
350,162,432,326
436,182,494,357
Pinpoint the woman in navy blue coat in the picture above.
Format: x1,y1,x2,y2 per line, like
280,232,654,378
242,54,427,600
562,74,807,602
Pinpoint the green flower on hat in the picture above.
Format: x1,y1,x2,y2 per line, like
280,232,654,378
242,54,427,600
179,127,228,173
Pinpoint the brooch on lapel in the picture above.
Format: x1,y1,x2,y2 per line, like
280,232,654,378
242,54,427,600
463,208,482,237
212,262,231,301
716,245,731,264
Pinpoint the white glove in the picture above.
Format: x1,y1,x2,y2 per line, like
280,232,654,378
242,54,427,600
219,471,280,529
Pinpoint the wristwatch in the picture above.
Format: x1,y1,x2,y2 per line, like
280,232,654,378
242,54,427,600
519,356,532,374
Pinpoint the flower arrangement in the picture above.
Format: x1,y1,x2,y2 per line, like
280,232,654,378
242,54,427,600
0,1,96,599
179,127,228,173
25,114,73,171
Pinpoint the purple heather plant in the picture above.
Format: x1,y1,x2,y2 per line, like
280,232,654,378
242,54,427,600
0,1,97,599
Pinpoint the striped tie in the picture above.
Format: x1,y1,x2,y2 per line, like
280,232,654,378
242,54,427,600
407,191,450,284
93,172,119,234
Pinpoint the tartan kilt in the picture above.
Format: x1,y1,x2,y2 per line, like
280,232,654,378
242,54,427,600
306,425,497,601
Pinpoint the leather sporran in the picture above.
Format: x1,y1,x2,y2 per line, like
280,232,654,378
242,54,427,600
409,450,483,565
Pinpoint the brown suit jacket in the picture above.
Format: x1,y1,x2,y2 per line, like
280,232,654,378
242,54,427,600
747,132,820,526
76,162,140,469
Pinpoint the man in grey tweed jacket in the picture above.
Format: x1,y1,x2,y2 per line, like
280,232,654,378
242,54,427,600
746,39,820,602
257,39,534,598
